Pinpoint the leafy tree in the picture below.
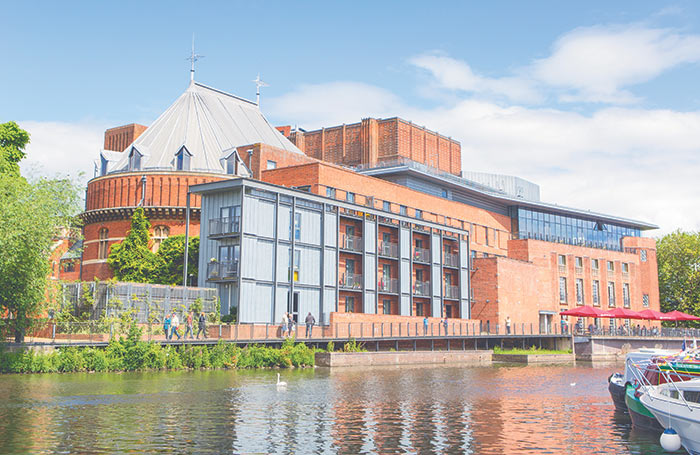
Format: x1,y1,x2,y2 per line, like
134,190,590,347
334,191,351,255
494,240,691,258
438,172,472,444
0,174,81,342
0,121,30,177
154,235,199,285
107,207,162,282
657,230,700,326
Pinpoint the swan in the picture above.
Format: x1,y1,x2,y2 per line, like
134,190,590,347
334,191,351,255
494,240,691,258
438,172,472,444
276,373,287,389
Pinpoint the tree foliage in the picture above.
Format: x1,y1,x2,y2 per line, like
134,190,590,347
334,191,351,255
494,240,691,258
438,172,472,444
108,209,199,285
0,130,81,341
154,235,199,286
0,121,30,177
657,229,700,326
107,207,161,282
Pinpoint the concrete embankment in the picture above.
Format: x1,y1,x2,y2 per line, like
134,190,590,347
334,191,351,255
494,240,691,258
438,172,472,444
315,350,492,367
492,353,574,364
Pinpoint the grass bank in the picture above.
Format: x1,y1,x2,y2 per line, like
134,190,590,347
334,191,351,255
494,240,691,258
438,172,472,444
0,324,315,374
493,346,572,355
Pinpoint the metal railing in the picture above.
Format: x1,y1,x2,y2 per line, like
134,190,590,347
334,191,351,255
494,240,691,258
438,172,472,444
341,234,363,252
444,285,459,299
443,252,459,267
207,260,239,281
558,265,567,274
413,280,430,296
413,247,430,263
377,278,398,293
209,216,241,237
339,273,363,289
379,241,399,258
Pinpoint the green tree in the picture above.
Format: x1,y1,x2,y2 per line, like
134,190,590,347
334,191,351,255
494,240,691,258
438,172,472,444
657,229,700,326
153,235,199,286
0,175,81,342
107,207,162,282
0,121,30,177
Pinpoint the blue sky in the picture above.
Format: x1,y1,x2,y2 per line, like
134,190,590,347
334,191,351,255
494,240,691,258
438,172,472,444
2,1,700,233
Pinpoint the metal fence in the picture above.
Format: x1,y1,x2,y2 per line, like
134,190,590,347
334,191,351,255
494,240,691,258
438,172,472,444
59,281,218,323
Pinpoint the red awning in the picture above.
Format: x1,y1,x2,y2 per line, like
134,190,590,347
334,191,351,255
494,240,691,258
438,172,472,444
560,305,603,318
637,309,666,320
662,310,700,321
601,307,644,319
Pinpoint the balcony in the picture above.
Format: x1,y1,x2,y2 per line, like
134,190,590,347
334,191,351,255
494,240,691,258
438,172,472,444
443,252,459,268
413,247,430,264
209,216,241,238
575,267,583,275
377,277,398,293
413,280,430,297
592,268,599,277
207,260,239,281
558,265,567,274
339,273,363,290
341,234,362,252
379,241,398,258
444,284,459,299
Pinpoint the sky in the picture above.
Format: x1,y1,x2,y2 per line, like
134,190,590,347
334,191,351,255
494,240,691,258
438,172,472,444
2,1,700,235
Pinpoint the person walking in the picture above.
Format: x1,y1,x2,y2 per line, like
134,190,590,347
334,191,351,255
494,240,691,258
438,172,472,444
287,313,295,337
423,316,429,335
442,317,448,336
184,311,194,340
305,312,316,338
505,316,512,335
170,312,181,340
196,312,207,339
163,313,171,340
281,312,289,337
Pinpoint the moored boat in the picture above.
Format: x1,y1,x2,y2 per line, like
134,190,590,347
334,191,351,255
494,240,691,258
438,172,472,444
608,349,675,414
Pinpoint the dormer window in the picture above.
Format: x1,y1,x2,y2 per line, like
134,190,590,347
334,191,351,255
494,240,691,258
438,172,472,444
129,147,142,171
176,146,191,171
225,152,238,175
100,155,108,175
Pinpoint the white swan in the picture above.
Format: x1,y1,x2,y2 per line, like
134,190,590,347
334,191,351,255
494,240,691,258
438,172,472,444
276,373,287,389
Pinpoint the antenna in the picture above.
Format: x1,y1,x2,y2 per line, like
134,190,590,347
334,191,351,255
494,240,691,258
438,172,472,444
253,73,269,106
186,34,204,82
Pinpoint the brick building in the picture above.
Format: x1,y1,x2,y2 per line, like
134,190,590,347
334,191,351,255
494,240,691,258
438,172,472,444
80,79,660,331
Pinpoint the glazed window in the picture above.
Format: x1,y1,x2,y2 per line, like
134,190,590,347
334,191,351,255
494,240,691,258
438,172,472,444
98,228,109,259
152,225,170,252
176,147,191,171
128,147,142,170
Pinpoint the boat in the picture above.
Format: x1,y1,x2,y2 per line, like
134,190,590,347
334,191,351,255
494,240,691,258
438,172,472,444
608,349,675,414
639,378,700,454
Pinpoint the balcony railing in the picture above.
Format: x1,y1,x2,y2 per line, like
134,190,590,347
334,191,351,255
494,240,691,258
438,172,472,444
443,252,459,267
377,278,398,293
413,280,430,296
339,273,363,290
341,234,362,252
558,265,567,274
575,267,583,275
207,260,239,281
444,284,459,299
209,216,241,237
413,247,430,263
592,269,599,277
379,241,398,258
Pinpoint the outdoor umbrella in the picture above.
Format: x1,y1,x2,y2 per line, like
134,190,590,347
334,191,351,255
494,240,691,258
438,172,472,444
605,308,644,319
637,309,665,320
662,310,700,321
559,305,603,317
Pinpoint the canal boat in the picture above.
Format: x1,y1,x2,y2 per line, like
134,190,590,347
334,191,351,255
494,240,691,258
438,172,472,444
608,349,675,413
639,379,700,455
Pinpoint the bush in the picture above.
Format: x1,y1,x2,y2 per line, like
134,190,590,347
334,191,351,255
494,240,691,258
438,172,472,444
56,347,85,372
221,314,235,324
326,341,334,352
238,344,282,368
32,351,58,373
343,338,366,352
143,343,167,370
83,348,108,372
164,346,182,370
209,340,237,368
105,339,126,371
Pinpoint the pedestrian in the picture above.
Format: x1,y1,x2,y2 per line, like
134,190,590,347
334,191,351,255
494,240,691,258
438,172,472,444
505,316,512,335
287,313,295,337
560,317,567,335
305,312,316,338
442,317,448,335
163,313,171,340
281,312,289,337
423,316,428,335
196,312,207,339
170,312,181,340
185,310,194,339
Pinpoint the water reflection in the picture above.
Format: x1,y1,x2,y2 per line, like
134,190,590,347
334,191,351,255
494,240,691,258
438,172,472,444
0,364,669,454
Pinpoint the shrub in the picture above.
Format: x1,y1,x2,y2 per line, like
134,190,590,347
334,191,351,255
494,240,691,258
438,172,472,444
56,347,85,372
143,343,167,370
32,352,58,373
238,344,281,368
343,338,366,352
164,346,182,370
326,341,334,352
209,340,237,368
221,314,235,324
83,348,108,372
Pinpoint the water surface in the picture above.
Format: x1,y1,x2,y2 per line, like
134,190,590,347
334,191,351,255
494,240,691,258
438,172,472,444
0,363,668,454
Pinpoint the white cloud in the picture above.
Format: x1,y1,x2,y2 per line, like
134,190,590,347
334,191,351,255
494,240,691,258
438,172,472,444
268,81,700,234
18,120,107,186
531,25,700,103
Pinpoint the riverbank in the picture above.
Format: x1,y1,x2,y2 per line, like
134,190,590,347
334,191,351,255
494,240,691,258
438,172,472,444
0,325,316,374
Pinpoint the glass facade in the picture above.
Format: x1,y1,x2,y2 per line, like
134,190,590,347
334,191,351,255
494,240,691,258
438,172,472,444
511,207,640,251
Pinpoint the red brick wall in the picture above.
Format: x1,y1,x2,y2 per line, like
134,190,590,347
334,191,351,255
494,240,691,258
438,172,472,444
104,123,147,152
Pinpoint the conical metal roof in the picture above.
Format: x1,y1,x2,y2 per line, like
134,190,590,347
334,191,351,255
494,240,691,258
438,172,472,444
108,81,303,174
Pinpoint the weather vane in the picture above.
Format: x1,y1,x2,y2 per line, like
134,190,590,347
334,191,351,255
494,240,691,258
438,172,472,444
253,73,269,106
186,34,204,82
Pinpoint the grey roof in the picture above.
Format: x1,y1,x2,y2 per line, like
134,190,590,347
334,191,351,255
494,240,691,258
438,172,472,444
60,240,83,260
107,81,303,174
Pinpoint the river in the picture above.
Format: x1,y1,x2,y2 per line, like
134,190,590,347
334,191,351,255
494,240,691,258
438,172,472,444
0,362,669,454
